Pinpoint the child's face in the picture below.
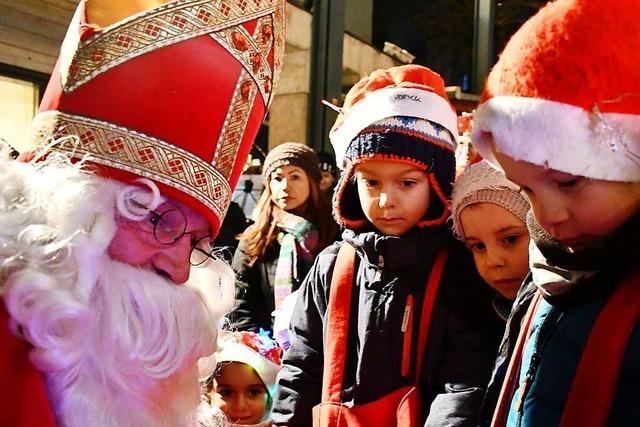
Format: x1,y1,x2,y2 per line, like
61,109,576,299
211,362,268,425
269,165,311,215
460,203,529,300
493,149,640,251
355,159,430,236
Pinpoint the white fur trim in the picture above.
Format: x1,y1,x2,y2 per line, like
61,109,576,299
472,96,640,182
330,87,458,168
215,342,280,387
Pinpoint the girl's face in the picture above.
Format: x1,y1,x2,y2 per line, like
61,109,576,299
212,362,268,425
269,165,311,215
355,159,431,236
492,149,640,252
461,203,530,300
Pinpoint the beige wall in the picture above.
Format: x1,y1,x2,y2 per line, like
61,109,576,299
270,3,398,150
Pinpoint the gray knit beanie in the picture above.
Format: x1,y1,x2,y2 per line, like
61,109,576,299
451,160,530,239
262,142,322,183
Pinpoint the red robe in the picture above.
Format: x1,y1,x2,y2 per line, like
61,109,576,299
0,304,56,426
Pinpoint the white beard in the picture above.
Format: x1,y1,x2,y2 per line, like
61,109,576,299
0,149,234,427
49,257,230,427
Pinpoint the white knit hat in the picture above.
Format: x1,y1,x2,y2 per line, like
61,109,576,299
450,161,530,239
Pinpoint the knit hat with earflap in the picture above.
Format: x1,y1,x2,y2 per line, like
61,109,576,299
451,161,530,239
329,65,459,230
262,142,322,183
472,0,640,182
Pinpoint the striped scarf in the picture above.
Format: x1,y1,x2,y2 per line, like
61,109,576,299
273,211,318,310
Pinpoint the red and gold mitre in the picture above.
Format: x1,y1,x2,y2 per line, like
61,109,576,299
29,0,286,235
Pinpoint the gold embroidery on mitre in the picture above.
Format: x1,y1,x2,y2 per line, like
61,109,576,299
30,111,231,219
268,0,286,108
60,0,280,92
209,11,277,106
213,69,258,179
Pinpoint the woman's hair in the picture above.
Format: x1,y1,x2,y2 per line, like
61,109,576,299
238,172,336,266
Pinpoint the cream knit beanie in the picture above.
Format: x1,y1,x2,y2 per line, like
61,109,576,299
451,160,530,239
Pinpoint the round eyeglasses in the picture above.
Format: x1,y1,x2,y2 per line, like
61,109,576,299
131,201,216,266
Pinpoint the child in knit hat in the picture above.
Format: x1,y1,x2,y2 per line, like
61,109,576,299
471,0,640,425
451,162,533,427
201,331,282,426
451,160,530,307
272,65,502,426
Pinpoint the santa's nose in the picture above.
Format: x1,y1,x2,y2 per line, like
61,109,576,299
153,237,192,284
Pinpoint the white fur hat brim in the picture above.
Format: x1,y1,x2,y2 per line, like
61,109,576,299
472,96,640,182
215,342,280,389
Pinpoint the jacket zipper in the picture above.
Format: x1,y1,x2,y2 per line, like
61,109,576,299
514,307,563,427
401,294,414,377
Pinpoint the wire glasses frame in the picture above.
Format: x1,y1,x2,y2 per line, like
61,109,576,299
130,200,216,266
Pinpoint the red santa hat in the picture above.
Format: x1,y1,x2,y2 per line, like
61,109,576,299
330,65,458,169
28,0,286,236
472,0,640,182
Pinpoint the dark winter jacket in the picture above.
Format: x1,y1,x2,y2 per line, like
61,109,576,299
483,215,640,427
478,280,536,427
272,226,503,426
214,201,249,263
228,238,285,333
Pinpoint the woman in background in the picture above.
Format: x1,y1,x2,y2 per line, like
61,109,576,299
229,142,336,334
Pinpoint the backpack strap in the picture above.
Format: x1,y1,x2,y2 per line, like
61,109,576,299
321,243,357,403
321,244,450,402
559,269,640,427
491,291,543,427
414,249,449,382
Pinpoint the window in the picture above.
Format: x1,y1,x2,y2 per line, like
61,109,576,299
0,65,48,153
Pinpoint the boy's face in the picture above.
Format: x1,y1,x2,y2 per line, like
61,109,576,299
492,149,640,251
354,159,430,236
460,203,529,300
212,362,268,425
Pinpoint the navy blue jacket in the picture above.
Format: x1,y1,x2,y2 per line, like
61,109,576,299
272,227,503,426
482,215,640,427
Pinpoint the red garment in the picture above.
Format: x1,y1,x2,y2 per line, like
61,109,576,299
0,304,56,426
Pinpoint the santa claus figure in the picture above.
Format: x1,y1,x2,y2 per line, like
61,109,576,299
0,1,285,426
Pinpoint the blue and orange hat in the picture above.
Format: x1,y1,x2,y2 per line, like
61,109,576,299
329,65,459,230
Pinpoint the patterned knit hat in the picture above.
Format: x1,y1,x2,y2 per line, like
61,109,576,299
451,161,530,239
28,0,286,237
329,65,459,229
215,330,282,395
472,0,640,182
262,142,322,183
